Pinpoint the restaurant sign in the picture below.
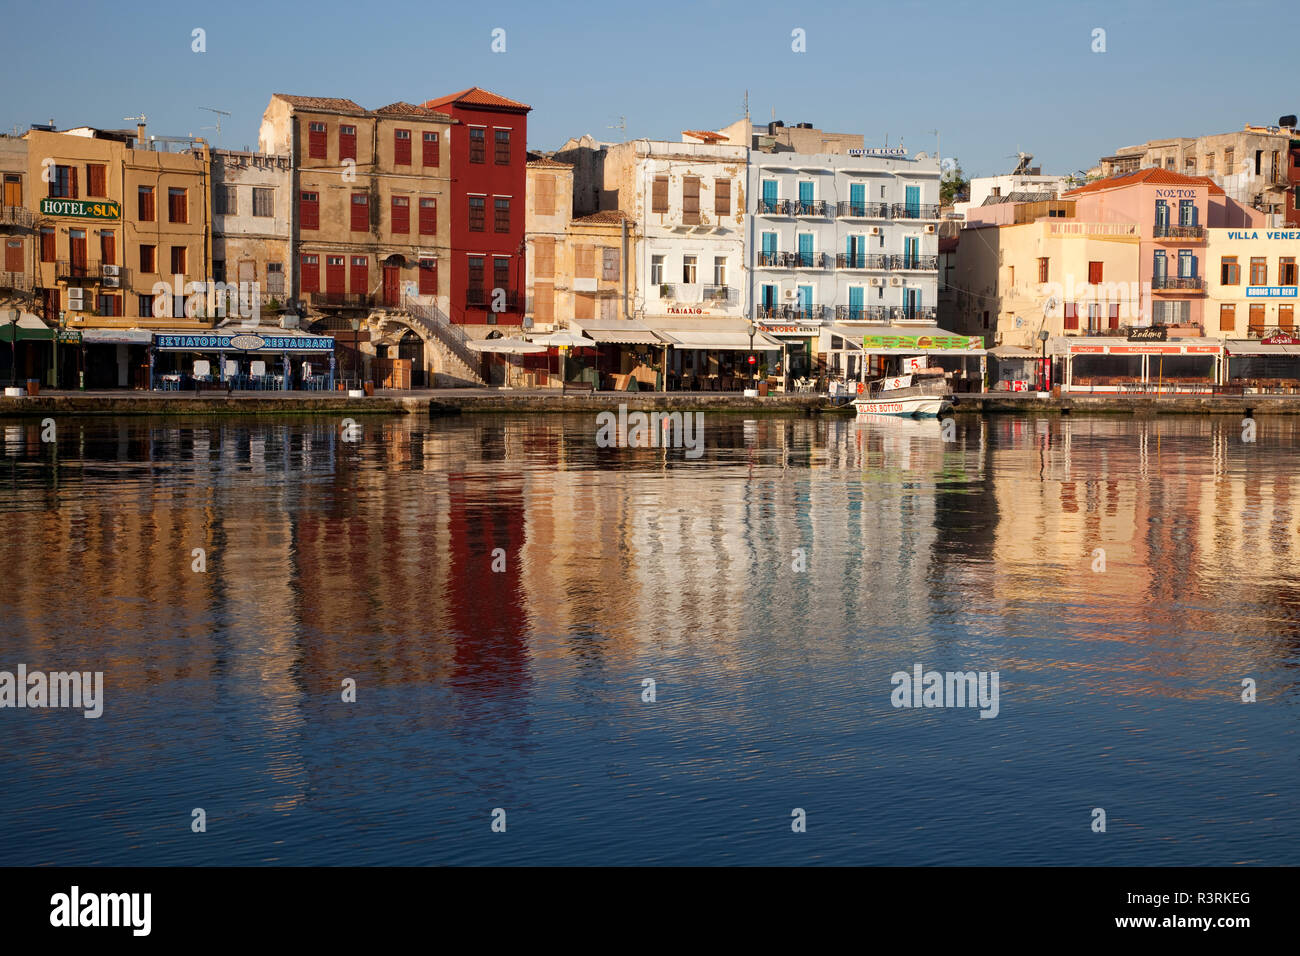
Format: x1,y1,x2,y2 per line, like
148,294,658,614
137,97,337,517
1261,330,1299,345
862,333,984,350
759,322,820,336
1245,286,1298,298
1127,326,1167,341
153,333,334,351
39,198,122,220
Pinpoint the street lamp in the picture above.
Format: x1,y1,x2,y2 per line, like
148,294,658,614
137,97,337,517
7,308,17,387
748,319,758,391
349,316,361,386
55,311,66,390
1038,328,1050,391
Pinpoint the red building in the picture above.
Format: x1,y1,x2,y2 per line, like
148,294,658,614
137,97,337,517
422,87,531,327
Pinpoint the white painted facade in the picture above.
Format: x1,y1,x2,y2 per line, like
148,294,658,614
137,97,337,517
954,172,1070,218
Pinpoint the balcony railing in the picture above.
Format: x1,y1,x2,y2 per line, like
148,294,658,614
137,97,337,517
890,203,941,220
893,306,939,322
1245,324,1297,339
310,291,374,308
0,206,35,229
835,201,890,219
1150,275,1204,291
55,259,101,282
836,305,892,322
759,251,831,269
888,254,939,271
755,199,791,216
703,284,736,304
465,289,521,311
0,271,31,292
657,283,676,298
1153,224,1206,239
791,199,828,217
836,253,889,270
757,304,827,321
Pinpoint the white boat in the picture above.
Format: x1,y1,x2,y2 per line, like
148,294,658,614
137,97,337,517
852,371,953,418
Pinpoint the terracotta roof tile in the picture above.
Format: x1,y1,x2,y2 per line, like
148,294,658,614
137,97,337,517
422,87,531,112
683,129,726,143
1065,167,1224,197
273,94,367,115
527,156,571,168
572,210,632,224
374,101,451,121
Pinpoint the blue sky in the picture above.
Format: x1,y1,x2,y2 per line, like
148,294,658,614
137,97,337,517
1,0,1295,178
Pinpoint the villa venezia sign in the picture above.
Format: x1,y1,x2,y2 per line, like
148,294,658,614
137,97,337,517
39,198,122,220
861,333,983,350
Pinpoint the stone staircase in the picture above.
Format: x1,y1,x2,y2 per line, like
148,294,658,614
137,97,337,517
373,298,485,386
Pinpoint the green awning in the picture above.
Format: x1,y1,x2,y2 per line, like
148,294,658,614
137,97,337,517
0,314,53,343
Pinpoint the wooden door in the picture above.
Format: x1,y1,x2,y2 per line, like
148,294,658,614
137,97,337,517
383,262,400,306
326,256,345,297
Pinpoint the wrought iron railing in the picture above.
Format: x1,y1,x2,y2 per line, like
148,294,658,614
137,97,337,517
888,254,939,271
791,200,828,217
835,201,890,219
836,253,889,270
755,199,792,215
0,271,31,291
1150,275,1204,290
1153,224,1206,239
890,203,941,220
0,206,35,229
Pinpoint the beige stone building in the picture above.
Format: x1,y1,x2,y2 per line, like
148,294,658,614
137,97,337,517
211,149,292,321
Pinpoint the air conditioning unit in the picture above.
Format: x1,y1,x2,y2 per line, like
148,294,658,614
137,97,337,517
102,264,120,276
66,288,85,308
102,276,120,288
869,226,881,236
889,277,903,287
783,289,797,300
924,224,936,234
868,277,883,287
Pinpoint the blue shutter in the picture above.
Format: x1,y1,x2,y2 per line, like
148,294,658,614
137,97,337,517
762,231,776,257
850,182,865,213
905,185,920,216
799,181,813,204
798,285,812,310
762,180,777,208
798,233,813,267
848,285,863,318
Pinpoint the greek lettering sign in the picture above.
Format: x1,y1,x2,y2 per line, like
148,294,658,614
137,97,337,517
39,198,122,220
1127,326,1168,341
861,333,983,350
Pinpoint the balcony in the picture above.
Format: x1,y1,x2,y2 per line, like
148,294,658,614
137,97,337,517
702,285,736,305
836,305,892,322
835,201,890,219
1247,324,1297,339
55,259,101,282
790,199,828,217
310,292,374,309
755,199,791,216
757,304,827,322
759,251,830,269
0,271,31,292
836,253,889,270
1153,224,1206,240
889,203,941,220
656,283,676,298
465,289,521,311
893,306,939,323
1150,275,1204,291
0,206,35,229
888,254,938,271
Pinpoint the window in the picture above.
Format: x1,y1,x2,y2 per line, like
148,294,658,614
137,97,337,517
1221,256,1239,285
212,260,225,282
1280,257,1296,286
418,257,437,295
1255,150,1263,176
1178,250,1196,278
494,197,510,233
100,230,115,265
168,188,188,223
467,256,484,292
651,254,664,285
299,191,319,230
138,294,153,317
1206,153,1216,174
391,196,410,234
422,131,439,166
39,227,55,262
1249,302,1266,333
86,164,107,197
300,254,319,293
493,257,510,294
1063,303,1078,330
575,244,594,278
3,238,21,274
535,174,555,216
418,197,436,235
308,121,327,159
252,187,273,218
350,256,368,294
351,192,369,231
652,175,668,213
216,185,237,215
575,292,595,320
1219,303,1236,331
468,196,485,232
97,293,120,317
266,262,284,296
602,247,619,281
137,186,154,221
1088,261,1103,284
494,129,511,165
3,173,22,207
682,255,697,284
1281,304,1295,329
394,129,411,165
339,125,357,162
1038,257,1049,283
469,128,486,164
714,178,731,216
1224,147,1235,170
713,256,727,286
1185,155,1196,173
49,165,76,198
1250,257,1267,285
139,244,156,273
170,245,187,276
682,176,700,225
534,238,555,278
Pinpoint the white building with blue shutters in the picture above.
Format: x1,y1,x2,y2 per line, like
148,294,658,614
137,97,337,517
744,140,942,377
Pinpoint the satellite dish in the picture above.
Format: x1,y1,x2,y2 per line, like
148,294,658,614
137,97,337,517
1044,296,1060,315
915,151,928,160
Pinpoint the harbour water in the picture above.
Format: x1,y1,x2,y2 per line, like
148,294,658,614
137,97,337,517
0,412,1297,865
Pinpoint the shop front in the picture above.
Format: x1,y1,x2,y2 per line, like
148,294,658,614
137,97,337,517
757,320,822,392
855,328,987,393
1225,331,1300,392
149,328,337,390
650,319,783,392
571,318,666,391
1062,336,1223,392
80,328,154,389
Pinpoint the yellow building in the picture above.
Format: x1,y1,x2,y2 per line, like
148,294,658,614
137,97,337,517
1204,226,1300,336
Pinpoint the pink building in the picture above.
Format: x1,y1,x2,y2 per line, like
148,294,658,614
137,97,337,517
1065,169,1263,329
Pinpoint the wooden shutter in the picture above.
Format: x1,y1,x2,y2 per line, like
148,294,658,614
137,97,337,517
602,247,619,281
575,244,594,278
714,178,730,216
4,239,22,273
391,196,410,234
1108,303,1119,329
1280,304,1294,329
682,176,700,224
69,166,78,199
536,175,555,216
534,238,555,278
1063,303,1078,330
87,164,105,197
419,198,436,234
1219,303,1235,331
533,284,553,324
1249,303,1266,332
575,292,595,319
100,231,115,265
418,258,437,295
1088,261,1102,283
652,175,668,213
351,193,369,231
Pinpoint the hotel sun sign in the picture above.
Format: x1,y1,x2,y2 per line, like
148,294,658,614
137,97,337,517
40,198,122,220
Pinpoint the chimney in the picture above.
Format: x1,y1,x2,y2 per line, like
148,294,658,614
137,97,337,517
137,121,147,144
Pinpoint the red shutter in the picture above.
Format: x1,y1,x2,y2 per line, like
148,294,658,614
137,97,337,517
4,239,22,273
69,166,78,199
351,193,368,231
1108,304,1119,329
1063,303,1079,330
100,231,115,265
308,123,327,159
1088,261,1103,283
422,132,439,167
350,255,368,295
299,192,319,230
419,258,437,295
418,198,436,234
391,196,409,234
394,130,411,165
339,127,356,161
300,254,320,293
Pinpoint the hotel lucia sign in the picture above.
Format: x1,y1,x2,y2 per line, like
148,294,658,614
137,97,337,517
39,198,122,220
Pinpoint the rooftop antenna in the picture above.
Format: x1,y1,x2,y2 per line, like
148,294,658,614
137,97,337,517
744,90,750,120
608,115,626,137
199,107,230,147
928,128,941,167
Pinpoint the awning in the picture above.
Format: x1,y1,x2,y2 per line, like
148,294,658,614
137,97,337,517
823,325,867,350
854,326,987,356
0,313,53,343
467,337,546,354
571,319,663,345
659,328,783,350
81,328,154,345
1225,340,1300,355
528,330,596,348
151,329,335,353
990,344,1039,358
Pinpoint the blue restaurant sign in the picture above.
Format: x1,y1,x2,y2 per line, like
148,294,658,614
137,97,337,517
153,333,335,352
1245,286,1299,298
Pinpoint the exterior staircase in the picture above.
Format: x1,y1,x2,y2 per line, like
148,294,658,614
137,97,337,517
374,298,485,386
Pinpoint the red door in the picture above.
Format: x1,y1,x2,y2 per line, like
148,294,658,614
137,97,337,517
350,256,368,302
383,262,400,306
4,239,22,273
326,256,345,299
